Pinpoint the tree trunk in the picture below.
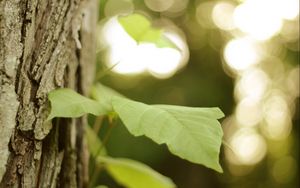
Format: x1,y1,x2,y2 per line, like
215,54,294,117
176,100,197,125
0,0,98,187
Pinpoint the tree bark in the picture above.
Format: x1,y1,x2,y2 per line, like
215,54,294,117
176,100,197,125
0,0,98,187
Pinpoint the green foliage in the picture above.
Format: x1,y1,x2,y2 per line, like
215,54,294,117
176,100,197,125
47,83,224,186
47,85,224,172
98,156,175,188
118,13,177,49
112,97,224,172
47,88,106,120
86,118,174,188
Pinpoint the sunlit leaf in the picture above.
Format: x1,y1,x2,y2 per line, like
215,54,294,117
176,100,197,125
118,13,177,49
98,157,175,188
47,88,106,120
118,13,151,41
86,126,107,157
155,36,177,49
112,97,224,172
139,28,162,42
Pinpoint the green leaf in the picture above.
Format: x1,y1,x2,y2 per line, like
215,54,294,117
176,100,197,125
155,36,177,49
111,97,224,172
47,88,106,120
85,126,107,157
139,28,162,42
98,157,175,188
118,13,177,49
118,13,151,41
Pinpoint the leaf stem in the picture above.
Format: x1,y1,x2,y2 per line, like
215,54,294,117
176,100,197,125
97,116,115,156
93,115,104,134
95,61,120,81
89,116,116,188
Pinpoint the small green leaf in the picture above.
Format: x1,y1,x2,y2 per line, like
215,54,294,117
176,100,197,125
47,88,106,120
112,97,224,172
98,157,175,188
155,36,177,49
118,13,177,49
118,13,151,41
139,28,162,43
86,126,107,157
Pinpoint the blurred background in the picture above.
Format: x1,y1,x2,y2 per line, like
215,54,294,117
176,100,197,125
93,0,299,187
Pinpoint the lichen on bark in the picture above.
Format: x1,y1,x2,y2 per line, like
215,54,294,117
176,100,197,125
0,0,24,181
0,0,97,187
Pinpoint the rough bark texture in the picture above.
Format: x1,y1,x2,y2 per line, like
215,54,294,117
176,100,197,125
0,0,98,187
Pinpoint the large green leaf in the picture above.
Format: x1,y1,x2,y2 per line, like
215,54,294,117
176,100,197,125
111,97,224,172
118,13,177,49
47,88,106,120
98,157,175,188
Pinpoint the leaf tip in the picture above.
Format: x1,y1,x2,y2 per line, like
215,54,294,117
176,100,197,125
215,108,225,119
215,164,223,173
